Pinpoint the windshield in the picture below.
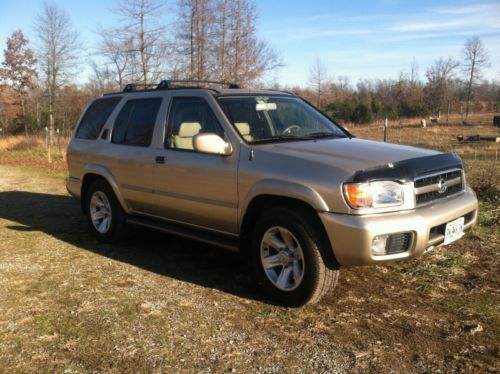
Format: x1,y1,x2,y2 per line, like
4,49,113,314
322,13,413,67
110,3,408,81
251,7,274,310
218,96,348,143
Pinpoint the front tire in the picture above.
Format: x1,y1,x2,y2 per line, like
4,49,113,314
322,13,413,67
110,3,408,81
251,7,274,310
85,179,126,243
252,207,339,307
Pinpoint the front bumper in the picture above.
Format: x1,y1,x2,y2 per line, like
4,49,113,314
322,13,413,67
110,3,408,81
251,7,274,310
319,187,478,266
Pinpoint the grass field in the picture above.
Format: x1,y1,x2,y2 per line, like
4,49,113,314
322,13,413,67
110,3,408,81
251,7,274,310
347,114,499,162
0,120,498,372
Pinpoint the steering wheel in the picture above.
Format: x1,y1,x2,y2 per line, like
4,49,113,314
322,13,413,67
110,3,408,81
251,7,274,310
279,125,301,136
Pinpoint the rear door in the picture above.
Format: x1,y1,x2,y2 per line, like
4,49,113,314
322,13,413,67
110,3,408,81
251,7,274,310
102,94,167,213
150,94,239,234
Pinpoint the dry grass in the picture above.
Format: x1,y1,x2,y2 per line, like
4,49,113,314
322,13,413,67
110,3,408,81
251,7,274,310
0,165,498,373
0,119,498,372
0,134,70,152
348,114,500,162
0,135,69,172
0,135,44,151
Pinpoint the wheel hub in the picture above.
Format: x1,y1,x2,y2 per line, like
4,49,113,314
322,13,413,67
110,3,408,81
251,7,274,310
90,191,112,234
260,226,305,291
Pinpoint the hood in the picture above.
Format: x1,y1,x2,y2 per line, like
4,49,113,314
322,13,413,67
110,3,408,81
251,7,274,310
257,137,439,174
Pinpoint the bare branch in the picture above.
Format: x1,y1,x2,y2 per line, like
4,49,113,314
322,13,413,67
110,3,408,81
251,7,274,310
462,36,489,120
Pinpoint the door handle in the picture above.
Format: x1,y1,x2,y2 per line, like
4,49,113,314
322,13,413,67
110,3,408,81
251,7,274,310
155,156,166,164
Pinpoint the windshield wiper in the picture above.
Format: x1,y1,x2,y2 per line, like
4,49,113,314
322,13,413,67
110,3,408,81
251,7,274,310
249,132,345,144
306,131,345,139
250,135,315,144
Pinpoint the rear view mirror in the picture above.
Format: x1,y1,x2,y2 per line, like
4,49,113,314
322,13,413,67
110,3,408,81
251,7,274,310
256,102,277,111
193,133,233,156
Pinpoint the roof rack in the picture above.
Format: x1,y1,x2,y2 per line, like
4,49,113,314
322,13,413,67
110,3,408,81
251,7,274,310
122,83,158,92
157,80,240,90
121,79,240,93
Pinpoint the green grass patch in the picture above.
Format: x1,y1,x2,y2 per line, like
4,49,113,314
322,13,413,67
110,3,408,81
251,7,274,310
389,249,466,279
443,294,500,322
33,315,54,336
254,306,300,321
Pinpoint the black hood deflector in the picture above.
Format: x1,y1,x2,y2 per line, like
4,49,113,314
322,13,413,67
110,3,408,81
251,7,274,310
348,153,463,183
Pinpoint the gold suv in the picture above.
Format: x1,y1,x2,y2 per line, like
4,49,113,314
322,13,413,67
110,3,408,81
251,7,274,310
66,80,478,306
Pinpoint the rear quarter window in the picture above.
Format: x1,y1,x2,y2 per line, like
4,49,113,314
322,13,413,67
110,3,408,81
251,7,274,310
75,97,122,139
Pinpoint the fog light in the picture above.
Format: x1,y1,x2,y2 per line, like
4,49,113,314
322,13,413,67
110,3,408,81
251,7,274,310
372,232,413,256
372,234,389,256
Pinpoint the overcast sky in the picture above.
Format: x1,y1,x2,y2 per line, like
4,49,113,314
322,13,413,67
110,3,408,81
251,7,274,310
0,0,499,87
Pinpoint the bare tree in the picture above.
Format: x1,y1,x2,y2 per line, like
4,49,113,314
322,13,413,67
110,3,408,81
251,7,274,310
88,61,118,95
34,2,79,161
224,0,281,86
214,0,230,82
334,75,351,100
115,0,169,85
410,58,419,86
308,58,330,108
0,30,37,135
176,0,214,80
173,0,280,85
96,28,135,90
462,36,489,122
425,57,459,120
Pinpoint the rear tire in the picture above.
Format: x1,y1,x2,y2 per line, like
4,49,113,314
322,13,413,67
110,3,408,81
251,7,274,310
252,207,339,307
85,179,126,243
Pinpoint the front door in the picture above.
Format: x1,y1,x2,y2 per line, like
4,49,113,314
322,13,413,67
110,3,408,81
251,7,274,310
150,96,239,234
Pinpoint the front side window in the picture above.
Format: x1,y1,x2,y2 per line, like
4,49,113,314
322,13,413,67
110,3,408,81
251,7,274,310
111,98,162,147
218,96,348,143
75,97,121,139
166,97,224,150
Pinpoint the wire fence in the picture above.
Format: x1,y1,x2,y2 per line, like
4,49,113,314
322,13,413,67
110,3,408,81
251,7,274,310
351,123,500,161
1,122,499,162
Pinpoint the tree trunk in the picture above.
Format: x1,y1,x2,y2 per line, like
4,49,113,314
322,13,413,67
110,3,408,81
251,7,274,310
48,106,53,163
36,98,40,130
219,1,226,82
140,3,147,84
465,58,475,122
190,6,195,80
48,78,54,163
20,95,28,136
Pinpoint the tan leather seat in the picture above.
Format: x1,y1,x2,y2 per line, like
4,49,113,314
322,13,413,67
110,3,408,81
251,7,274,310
174,122,201,149
235,122,253,142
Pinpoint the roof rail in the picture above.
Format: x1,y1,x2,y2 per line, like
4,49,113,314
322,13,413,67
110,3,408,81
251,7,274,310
157,80,240,89
122,83,158,92
119,79,240,93
263,88,296,96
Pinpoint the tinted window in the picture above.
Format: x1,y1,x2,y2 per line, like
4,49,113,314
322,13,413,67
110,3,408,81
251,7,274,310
166,97,224,150
75,97,121,139
112,98,162,147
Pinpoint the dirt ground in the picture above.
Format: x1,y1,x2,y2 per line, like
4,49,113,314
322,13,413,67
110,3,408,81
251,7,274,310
0,165,498,373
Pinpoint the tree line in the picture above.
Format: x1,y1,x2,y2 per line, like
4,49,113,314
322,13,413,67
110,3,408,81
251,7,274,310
0,0,498,141
0,0,281,138
304,37,497,124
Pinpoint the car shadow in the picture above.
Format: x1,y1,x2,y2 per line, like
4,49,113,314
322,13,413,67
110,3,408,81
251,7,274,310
0,191,270,304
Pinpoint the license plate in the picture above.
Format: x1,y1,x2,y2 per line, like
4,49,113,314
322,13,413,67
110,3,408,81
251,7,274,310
443,217,465,245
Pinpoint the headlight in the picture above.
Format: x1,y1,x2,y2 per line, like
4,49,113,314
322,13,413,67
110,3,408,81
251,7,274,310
343,181,404,209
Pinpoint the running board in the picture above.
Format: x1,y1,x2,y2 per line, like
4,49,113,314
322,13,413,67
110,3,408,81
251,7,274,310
126,216,240,252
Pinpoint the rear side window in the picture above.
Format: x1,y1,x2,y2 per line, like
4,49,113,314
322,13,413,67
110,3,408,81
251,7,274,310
75,97,121,139
111,98,162,147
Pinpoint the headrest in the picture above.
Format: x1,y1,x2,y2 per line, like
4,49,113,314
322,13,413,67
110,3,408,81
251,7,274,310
235,122,250,136
178,122,201,137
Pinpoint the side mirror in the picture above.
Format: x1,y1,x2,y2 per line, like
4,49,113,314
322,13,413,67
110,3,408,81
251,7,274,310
193,133,233,156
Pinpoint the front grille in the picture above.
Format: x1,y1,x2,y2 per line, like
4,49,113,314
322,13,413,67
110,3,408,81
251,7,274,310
386,233,413,254
414,169,463,205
